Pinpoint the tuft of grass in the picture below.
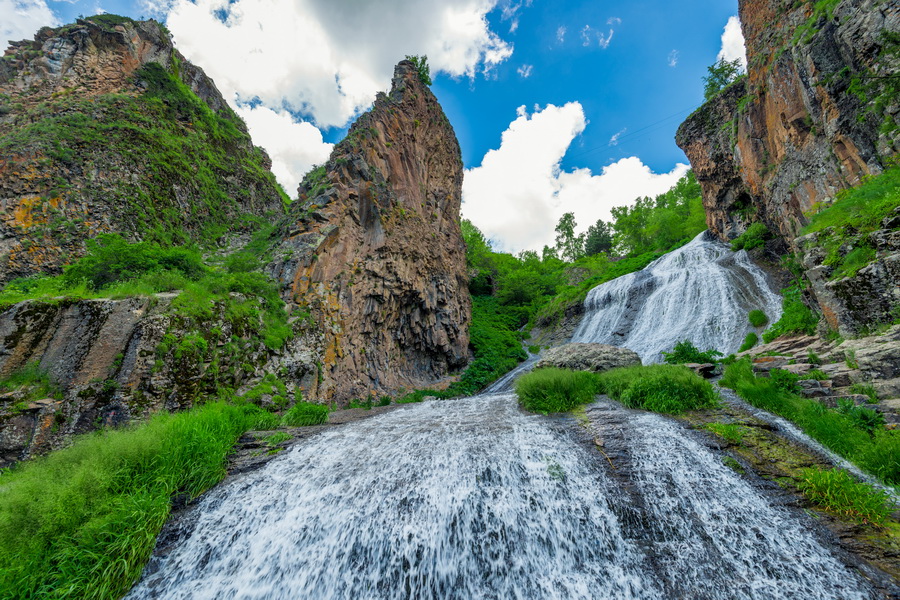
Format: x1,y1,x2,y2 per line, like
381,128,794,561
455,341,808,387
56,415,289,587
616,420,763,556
748,309,769,328
262,432,291,445
807,351,822,365
0,362,62,401
280,401,328,427
805,369,829,381
763,285,818,343
850,382,879,403
515,368,600,414
661,340,723,364
596,364,720,414
0,401,276,599
704,422,746,444
738,332,758,353
797,467,893,525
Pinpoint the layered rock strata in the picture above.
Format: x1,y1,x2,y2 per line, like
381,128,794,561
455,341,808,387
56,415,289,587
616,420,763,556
268,61,471,403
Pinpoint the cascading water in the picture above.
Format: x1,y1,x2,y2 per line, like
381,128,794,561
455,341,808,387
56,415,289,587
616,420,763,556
128,395,877,600
571,231,782,363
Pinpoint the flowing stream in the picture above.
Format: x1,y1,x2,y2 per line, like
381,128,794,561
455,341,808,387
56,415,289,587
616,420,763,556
127,233,887,598
571,231,783,363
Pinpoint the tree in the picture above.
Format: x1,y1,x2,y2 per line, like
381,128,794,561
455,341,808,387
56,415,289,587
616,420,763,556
703,57,743,100
554,212,584,262
583,219,613,256
404,55,432,86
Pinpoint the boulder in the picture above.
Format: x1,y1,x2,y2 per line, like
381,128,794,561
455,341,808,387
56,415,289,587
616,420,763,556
535,343,641,373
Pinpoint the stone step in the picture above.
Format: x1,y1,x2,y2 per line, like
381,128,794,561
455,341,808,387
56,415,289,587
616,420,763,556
818,394,872,409
798,379,832,398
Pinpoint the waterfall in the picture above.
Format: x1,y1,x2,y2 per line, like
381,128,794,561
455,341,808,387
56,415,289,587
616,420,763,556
128,395,877,600
571,231,783,363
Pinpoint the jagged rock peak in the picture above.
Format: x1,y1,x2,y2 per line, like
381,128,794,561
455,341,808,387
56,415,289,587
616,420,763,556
270,59,471,404
0,15,285,282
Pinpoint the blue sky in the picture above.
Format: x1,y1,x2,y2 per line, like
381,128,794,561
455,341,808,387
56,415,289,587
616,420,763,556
2,0,744,251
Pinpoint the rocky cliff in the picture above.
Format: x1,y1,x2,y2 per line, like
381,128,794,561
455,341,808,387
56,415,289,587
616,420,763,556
269,61,471,403
0,15,286,282
676,0,899,244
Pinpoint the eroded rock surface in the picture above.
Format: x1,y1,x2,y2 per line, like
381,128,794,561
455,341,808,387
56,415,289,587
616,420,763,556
535,343,641,373
268,61,470,404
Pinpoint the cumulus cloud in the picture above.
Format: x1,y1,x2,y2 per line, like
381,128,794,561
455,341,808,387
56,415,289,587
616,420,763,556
234,105,333,196
163,0,514,129
667,49,679,67
462,104,688,252
1,0,59,47
717,15,747,69
516,64,533,78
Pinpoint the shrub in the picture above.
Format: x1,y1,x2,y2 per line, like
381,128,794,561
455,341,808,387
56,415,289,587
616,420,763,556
769,368,801,394
797,467,893,525
0,402,275,599
661,340,723,364
596,365,719,414
850,383,879,403
805,369,829,381
731,223,769,251
280,401,329,427
404,54,432,86
515,368,600,414
837,399,884,435
807,351,822,365
748,309,769,327
738,332,758,353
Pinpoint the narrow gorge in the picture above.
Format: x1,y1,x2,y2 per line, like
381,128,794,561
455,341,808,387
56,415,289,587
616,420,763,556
0,0,899,599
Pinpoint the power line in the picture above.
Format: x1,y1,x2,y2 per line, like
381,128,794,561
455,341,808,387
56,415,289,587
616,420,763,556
566,105,697,160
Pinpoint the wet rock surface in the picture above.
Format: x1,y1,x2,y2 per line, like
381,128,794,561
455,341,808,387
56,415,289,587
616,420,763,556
535,342,641,373
268,61,470,404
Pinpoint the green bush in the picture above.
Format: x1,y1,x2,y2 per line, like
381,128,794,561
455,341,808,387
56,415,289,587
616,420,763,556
661,340,723,364
0,402,276,599
797,467,893,525
281,401,329,427
738,332,758,352
515,368,600,414
748,310,769,327
763,285,818,342
769,368,801,394
596,365,720,414
731,223,769,251
837,399,884,435
805,369,829,381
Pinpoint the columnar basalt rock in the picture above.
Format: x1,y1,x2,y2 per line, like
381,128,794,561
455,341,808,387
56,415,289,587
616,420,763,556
0,16,285,281
676,0,899,245
269,61,471,404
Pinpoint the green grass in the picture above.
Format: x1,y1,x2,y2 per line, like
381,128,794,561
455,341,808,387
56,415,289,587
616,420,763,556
515,368,600,414
721,359,900,485
280,401,329,427
730,223,770,251
738,332,758,353
805,369,829,381
596,364,720,414
797,467,893,525
661,340,723,364
850,383,879,403
763,285,818,343
0,401,277,599
704,422,746,444
262,432,291,445
748,310,769,328
0,362,62,402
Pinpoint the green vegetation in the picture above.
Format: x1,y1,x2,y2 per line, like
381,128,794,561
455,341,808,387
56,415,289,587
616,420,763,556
596,364,720,414
748,310,769,328
738,332,758,353
404,55,432,86
514,368,600,414
281,400,329,427
661,340,723,365
730,223,770,251
0,401,278,599
0,362,62,403
703,58,745,100
704,422,746,444
806,369,829,381
797,467,893,525
850,383,879,404
762,285,818,343
721,359,900,485
802,165,900,281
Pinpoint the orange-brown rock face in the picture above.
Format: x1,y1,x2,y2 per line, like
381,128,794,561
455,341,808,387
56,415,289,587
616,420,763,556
676,0,899,245
0,16,285,281
269,61,471,404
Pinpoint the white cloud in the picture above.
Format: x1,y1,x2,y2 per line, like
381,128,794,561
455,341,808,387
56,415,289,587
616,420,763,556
597,29,614,49
606,16,621,26
1,0,59,47
667,49,679,67
717,15,747,69
609,128,626,146
234,105,333,196
462,103,689,252
581,25,592,46
581,22,615,49
164,0,514,129
556,25,566,43
516,64,533,78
